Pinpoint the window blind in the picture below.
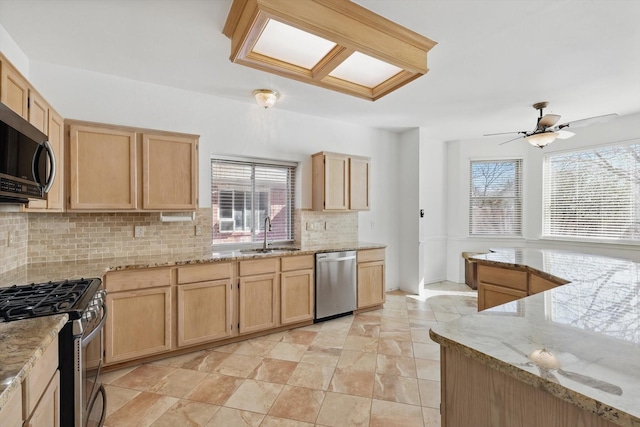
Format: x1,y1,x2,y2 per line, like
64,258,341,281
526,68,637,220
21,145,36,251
469,159,522,236
543,143,640,241
211,157,296,245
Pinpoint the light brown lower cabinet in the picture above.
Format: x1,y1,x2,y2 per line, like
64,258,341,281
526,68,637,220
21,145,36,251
24,370,60,427
357,249,386,309
22,335,60,427
104,286,172,364
238,273,278,334
177,279,233,347
281,255,315,325
0,386,22,427
440,346,617,427
478,282,527,310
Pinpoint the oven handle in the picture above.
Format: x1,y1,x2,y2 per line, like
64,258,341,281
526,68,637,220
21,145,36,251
82,304,107,345
86,384,107,427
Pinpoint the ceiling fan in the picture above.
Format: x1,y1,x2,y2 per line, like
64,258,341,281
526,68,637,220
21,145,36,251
484,102,618,148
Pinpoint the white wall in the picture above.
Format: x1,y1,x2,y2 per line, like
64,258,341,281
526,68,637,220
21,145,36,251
446,112,640,283
26,60,404,289
0,24,29,77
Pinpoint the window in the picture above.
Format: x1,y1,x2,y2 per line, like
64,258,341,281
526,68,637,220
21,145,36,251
211,157,296,245
469,159,523,236
543,142,640,241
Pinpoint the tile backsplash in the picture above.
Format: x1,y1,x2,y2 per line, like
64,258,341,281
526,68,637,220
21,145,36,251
0,207,359,274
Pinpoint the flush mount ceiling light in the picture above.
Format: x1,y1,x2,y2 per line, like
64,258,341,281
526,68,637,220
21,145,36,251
253,89,280,108
223,0,437,101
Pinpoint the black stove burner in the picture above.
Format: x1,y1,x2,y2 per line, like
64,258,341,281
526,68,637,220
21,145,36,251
0,278,101,322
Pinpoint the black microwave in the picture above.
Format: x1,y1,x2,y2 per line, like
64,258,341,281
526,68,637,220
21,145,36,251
0,102,55,203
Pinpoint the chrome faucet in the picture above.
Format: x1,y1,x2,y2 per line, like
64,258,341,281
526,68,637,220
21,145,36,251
263,216,272,250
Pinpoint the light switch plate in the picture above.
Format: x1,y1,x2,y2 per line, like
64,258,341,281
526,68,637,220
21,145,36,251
134,226,144,238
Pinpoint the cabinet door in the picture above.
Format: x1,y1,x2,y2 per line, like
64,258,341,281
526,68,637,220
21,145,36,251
281,268,314,325
349,157,370,210
104,286,171,364
529,273,567,295
24,108,64,212
0,60,29,118
477,283,526,311
0,387,22,427
142,133,198,210
68,124,137,210
238,273,278,334
323,153,349,210
28,90,48,134
177,280,233,347
357,260,385,308
25,370,59,427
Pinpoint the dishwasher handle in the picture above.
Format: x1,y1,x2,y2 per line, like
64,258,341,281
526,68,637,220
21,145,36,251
317,255,356,263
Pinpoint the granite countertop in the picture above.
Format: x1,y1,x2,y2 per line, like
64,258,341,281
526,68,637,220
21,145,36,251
0,314,68,412
430,248,640,427
0,241,386,286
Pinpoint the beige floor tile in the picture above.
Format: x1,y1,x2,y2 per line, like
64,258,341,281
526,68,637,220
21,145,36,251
320,320,352,334
281,329,319,345
373,373,420,405
377,338,414,357
103,384,141,417
180,350,230,373
348,323,381,338
149,399,220,426
224,379,283,413
299,345,342,366
353,313,382,324
415,358,441,381
150,350,207,368
184,373,245,405
410,328,436,344
409,318,438,329
146,367,208,398
422,406,442,427
312,331,348,348
380,318,411,331
375,354,417,378
214,342,242,353
111,364,177,391
287,362,335,390
261,415,315,426
204,407,264,427
378,330,412,341
232,339,278,357
268,342,309,362
336,350,377,372
407,309,437,320
248,358,298,384
412,342,440,360
328,368,375,397
418,378,440,408
101,366,137,385
369,399,424,427
315,392,371,427
104,392,178,427
343,335,379,353
213,353,263,378
296,322,324,332
381,308,408,319
268,385,325,423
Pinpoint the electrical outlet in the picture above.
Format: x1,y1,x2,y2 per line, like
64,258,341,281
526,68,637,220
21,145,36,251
134,226,144,238
195,226,203,236
8,231,14,246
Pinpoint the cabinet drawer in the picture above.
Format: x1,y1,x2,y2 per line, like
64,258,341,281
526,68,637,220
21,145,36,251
529,273,567,295
178,262,232,284
281,255,314,272
105,268,172,292
357,248,385,263
22,335,58,417
239,258,277,276
477,265,527,292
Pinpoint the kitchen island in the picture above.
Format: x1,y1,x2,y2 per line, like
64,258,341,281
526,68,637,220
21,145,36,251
430,249,640,427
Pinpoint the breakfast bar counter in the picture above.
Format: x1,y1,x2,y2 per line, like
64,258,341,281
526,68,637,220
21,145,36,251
430,249,640,427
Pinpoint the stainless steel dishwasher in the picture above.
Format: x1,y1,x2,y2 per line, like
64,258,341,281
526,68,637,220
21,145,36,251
315,251,357,321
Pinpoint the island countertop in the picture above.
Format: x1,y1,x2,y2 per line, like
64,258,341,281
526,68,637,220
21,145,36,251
0,314,68,413
430,248,640,427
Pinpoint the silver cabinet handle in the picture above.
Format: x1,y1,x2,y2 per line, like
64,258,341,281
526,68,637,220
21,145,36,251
317,256,356,262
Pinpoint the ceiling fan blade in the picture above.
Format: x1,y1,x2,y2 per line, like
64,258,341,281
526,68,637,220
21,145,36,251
538,113,561,129
484,131,526,137
556,130,575,140
557,113,618,130
499,135,524,145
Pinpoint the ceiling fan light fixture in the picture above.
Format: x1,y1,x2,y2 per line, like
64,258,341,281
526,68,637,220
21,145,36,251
253,89,279,109
525,132,558,148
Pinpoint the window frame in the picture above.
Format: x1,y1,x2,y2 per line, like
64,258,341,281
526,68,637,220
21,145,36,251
468,158,524,237
211,155,297,247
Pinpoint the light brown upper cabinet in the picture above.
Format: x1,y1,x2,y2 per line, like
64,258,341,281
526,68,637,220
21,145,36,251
0,55,29,119
312,151,371,211
66,120,199,212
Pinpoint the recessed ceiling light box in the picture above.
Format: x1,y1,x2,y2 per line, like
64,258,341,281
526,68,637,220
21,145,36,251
223,0,437,101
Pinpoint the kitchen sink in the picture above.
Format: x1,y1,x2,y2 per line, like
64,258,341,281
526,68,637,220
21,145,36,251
239,247,301,254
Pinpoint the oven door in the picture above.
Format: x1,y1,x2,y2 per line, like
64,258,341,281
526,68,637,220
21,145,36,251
80,305,107,427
